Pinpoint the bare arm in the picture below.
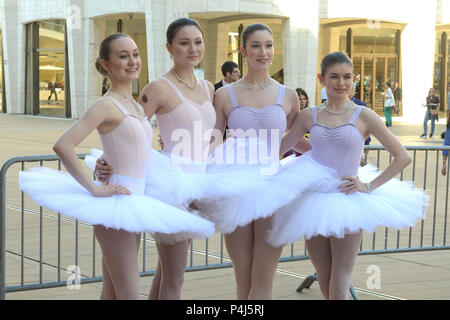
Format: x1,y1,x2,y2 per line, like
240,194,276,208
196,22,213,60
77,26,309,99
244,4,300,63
280,107,312,157
53,101,130,196
208,87,229,154
281,88,311,156
340,108,411,194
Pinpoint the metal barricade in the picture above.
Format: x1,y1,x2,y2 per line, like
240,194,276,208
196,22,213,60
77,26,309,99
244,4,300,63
1,145,450,299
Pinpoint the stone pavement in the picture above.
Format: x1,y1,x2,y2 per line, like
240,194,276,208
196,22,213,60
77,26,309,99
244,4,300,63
1,113,449,300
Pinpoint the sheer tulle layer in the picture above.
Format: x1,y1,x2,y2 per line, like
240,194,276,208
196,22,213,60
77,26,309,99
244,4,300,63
266,163,428,247
19,167,215,241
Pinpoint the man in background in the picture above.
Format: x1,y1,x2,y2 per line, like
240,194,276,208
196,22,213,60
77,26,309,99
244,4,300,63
214,61,240,91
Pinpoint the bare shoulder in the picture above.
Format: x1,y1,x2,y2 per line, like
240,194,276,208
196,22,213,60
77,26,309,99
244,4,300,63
80,96,118,123
214,85,230,101
89,96,116,113
299,106,314,119
141,78,167,95
204,80,215,99
284,86,298,100
359,106,381,123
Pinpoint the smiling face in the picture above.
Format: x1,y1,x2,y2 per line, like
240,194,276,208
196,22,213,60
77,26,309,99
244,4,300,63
101,37,141,82
318,63,354,100
167,25,204,68
240,30,274,72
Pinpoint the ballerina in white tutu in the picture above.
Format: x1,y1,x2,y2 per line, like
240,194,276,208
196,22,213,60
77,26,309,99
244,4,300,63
19,33,214,299
206,23,312,300
93,18,216,300
266,52,428,300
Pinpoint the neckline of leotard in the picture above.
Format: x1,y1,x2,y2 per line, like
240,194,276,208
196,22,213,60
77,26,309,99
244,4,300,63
312,105,363,129
311,105,366,141
226,84,286,116
100,96,150,137
103,95,147,122
160,76,212,108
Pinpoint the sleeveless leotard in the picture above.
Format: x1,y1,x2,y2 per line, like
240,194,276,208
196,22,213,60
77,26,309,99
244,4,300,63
310,105,364,178
156,77,216,173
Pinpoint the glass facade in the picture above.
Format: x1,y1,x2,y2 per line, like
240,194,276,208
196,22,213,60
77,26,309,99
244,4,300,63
25,19,69,117
320,21,402,114
38,20,66,116
433,29,449,112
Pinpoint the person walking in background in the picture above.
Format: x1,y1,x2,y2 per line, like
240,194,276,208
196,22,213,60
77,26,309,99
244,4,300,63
214,61,240,91
48,79,58,104
381,82,395,127
441,112,450,176
447,82,450,115
393,82,402,115
420,88,440,138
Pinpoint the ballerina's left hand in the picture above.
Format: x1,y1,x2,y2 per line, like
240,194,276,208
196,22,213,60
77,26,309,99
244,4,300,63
338,176,369,194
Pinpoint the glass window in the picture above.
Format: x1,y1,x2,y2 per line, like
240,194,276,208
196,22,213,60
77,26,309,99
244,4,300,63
352,28,397,54
38,20,65,117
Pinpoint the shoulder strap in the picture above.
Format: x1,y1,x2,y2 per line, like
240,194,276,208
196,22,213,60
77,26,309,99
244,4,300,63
103,96,129,116
312,106,318,124
276,85,286,105
161,76,185,102
226,85,239,108
349,105,364,124
201,79,211,101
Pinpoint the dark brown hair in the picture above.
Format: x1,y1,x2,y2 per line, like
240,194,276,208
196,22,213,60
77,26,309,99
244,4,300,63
320,52,353,76
166,18,204,44
295,87,310,108
241,23,272,49
95,33,131,76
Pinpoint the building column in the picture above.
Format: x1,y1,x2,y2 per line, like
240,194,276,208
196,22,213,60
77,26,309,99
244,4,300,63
1,0,25,114
281,1,320,104
401,1,437,122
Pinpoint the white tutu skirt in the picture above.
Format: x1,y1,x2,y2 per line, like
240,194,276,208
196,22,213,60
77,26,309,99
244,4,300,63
266,161,429,247
85,142,337,235
18,167,215,242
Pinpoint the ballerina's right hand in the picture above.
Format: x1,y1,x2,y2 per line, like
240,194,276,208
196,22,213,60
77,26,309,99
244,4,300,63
94,156,113,184
91,184,131,197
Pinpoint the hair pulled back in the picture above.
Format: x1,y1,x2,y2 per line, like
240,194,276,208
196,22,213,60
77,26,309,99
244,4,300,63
95,33,131,76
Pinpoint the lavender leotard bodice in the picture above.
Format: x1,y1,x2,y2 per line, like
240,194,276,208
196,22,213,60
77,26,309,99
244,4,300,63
99,96,153,179
226,84,287,155
310,105,365,177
